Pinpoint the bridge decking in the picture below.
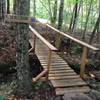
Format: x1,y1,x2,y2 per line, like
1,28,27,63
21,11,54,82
29,39,90,95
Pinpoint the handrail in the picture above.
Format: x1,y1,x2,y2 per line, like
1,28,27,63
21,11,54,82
29,25,57,51
29,25,57,82
45,24,100,78
46,24,100,51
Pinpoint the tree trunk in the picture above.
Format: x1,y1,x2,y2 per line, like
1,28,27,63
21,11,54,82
0,0,6,22
71,0,78,32
33,0,36,18
52,0,57,24
69,0,82,32
58,0,64,30
55,0,64,49
82,0,93,40
72,0,83,32
14,0,33,96
7,0,10,14
89,15,100,44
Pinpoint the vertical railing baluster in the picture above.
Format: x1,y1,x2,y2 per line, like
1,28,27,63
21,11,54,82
46,49,52,80
45,25,48,39
33,35,36,53
80,46,88,78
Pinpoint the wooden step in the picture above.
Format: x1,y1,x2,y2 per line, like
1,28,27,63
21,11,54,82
50,67,71,71
49,75,80,80
49,70,74,74
49,72,77,77
55,86,90,95
50,79,87,88
29,38,90,96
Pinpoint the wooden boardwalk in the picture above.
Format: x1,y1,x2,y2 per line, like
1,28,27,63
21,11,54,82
29,38,90,96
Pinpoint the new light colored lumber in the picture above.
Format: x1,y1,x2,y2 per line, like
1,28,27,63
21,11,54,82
46,24,100,51
29,25,57,51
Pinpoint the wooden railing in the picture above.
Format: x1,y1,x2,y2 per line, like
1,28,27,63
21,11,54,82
29,25,57,82
45,24,100,78
5,14,36,24
5,14,100,78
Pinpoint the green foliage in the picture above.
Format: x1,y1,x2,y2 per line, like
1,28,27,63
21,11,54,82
9,0,99,31
71,44,82,54
0,96,4,100
32,81,48,90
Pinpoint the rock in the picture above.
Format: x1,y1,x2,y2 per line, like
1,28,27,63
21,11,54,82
55,96,62,100
63,93,92,100
89,90,100,100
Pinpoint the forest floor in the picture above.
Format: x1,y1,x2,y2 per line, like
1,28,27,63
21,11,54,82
0,22,100,99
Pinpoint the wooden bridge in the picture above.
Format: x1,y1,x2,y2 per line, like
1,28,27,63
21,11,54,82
5,14,100,96
29,25,99,95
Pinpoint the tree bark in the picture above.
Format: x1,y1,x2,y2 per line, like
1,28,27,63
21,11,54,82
33,0,36,18
14,0,33,96
71,0,78,32
7,0,10,14
55,0,64,49
0,0,6,22
52,0,57,24
82,0,93,40
72,0,83,32
89,15,100,44
58,0,64,30
69,0,83,32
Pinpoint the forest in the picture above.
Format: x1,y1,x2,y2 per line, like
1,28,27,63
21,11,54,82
0,0,100,100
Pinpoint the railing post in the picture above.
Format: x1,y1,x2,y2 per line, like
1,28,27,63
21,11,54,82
46,49,52,80
33,35,36,53
80,46,88,78
45,25,48,39
55,33,61,50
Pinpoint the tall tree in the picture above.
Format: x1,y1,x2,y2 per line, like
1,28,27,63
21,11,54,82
14,0,32,96
68,0,83,32
58,0,64,29
82,0,93,40
7,0,10,14
89,14,100,44
39,0,58,25
0,0,6,22
33,0,36,18
69,0,78,32
52,0,58,24
55,0,64,49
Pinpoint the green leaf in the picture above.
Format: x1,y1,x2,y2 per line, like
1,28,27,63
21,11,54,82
0,96,4,100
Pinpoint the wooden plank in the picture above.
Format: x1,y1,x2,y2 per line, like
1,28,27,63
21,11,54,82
40,62,68,65
40,62,67,65
42,65,70,70
46,24,100,51
50,67,71,70
80,47,88,78
49,70,74,74
49,73,77,77
41,64,70,68
49,75,80,80
55,86,90,95
40,60,66,63
50,80,87,88
29,33,89,94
